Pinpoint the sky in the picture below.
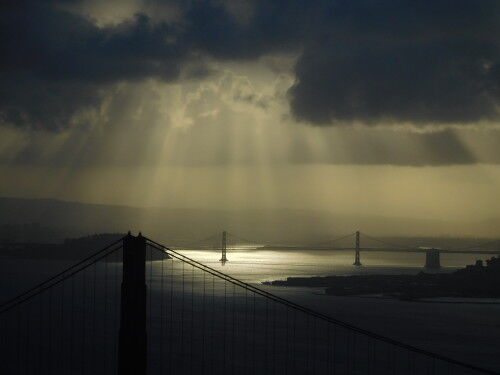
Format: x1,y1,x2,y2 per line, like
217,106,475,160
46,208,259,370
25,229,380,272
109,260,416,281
1,0,500,226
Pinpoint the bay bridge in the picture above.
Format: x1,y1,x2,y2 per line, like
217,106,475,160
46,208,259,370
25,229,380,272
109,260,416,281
0,232,499,375
172,230,500,269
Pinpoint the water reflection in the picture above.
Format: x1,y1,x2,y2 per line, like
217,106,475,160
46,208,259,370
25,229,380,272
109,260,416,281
172,249,486,284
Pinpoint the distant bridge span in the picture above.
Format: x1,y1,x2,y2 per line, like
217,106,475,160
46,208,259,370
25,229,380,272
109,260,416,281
259,247,500,255
175,230,500,270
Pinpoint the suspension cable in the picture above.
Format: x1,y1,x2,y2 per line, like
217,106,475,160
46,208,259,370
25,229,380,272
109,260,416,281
452,237,500,251
0,237,124,311
0,242,123,314
145,237,497,374
359,232,415,250
313,232,357,247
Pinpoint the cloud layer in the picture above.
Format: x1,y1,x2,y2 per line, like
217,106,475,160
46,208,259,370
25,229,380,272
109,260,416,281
1,0,500,130
289,1,500,126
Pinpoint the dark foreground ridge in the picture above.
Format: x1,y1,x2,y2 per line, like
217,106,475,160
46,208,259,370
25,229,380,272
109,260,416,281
264,256,500,300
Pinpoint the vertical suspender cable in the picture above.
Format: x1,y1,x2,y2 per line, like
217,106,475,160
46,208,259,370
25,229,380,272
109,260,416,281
312,316,317,374
81,268,86,375
244,287,248,375
25,301,31,375
387,341,391,374
0,305,3,370
160,253,165,374
191,264,195,375
181,260,185,372
70,272,75,374
407,345,412,375
272,299,276,374
113,250,119,372
38,292,43,373
285,305,289,375
293,309,297,374
149,247,153,349
223,278,227,373
211,274,215,375
59,277,65,373
327,324,331,375
231,284,237,374
103,251,108,373
148,247,153,370
92,262,97,372
368,336,372,375
201,268,206,372
346,330,351,373
333,327,337,375
16,300,21,373
265,297,269,373
352,330,357,374
231,282,236,375
169,258,174,374
48,286,52,374
252,292,256,375
306,314,310,373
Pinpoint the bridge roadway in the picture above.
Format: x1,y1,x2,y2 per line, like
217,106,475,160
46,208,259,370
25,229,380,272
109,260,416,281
323,247,500,254
236,246,500,255
173,245,500,255
3,242,499,255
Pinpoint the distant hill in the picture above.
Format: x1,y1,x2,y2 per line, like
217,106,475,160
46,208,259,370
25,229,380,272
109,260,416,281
0,233,166,261
0,197,498,245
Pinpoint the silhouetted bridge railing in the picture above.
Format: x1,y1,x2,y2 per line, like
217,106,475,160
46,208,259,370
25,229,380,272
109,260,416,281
0,233,498,375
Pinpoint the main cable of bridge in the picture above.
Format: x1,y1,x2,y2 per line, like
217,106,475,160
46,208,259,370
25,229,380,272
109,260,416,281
312,232,357,247
360,232,500,253
227,231,357,248
1,233,498,374
359,232,415,250
0,237,124,315
452,237,500,251
145,236,498,375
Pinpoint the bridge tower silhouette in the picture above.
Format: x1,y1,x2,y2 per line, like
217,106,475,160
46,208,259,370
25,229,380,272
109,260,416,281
353,230,362,266
118,233,147,375
425,249,441,269
220,230,228,263
1,232,498,374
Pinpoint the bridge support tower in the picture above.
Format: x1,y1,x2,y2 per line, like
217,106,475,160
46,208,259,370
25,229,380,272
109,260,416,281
425,249,441,269
353,231,362,266
119,233,147,375
220,230,228,262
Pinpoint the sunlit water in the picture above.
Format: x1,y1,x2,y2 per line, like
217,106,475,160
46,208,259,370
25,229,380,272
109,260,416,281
0,249,492,301
1,249,499,372
174,248,489,284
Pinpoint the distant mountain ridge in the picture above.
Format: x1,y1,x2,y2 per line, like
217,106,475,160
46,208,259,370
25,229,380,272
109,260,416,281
0,197,498,243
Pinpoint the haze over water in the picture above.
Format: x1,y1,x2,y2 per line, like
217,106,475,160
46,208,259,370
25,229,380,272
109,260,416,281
175,249,487,284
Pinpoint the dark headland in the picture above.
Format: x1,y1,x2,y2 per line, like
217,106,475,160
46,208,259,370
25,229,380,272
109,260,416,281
264,256,500,300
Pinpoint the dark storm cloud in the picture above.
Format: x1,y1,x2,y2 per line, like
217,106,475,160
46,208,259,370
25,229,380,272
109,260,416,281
0,1,186,81
183,0,500,126
0,0,187,129
288,0,500,125
1,0,500,130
